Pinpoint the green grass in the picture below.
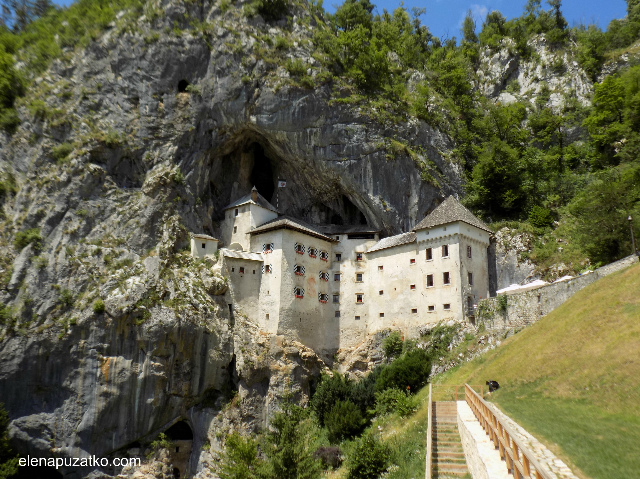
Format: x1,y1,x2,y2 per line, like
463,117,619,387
436,262,640,478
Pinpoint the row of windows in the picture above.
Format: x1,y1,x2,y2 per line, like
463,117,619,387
331,305,451,319
294,243,329,260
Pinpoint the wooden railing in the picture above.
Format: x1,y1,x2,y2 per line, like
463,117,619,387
431,384,484,401
425,383,433,479
464,384,552,479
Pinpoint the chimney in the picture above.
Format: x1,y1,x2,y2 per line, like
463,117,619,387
251,186,258,203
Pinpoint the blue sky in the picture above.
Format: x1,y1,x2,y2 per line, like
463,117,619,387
55,0,628,40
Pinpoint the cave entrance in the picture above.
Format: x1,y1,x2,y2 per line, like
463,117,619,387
164,421,193,479
165,421,193,441
248,143,275,202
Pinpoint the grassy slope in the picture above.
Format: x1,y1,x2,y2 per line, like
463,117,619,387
435,262,640,479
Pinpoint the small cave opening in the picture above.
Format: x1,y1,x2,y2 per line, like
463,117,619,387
340,195,367,225
164,421,194,441
177,79,190,93
248,143,275,202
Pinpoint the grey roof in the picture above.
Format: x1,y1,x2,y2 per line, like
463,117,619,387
224,192,278,213
191,233,218,241
366,232,416,254
316,225,381,235
413,196,492,233
250,216,338,243
222,249,264,262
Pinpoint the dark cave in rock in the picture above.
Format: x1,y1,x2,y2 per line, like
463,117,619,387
164,421,193,441
177,79,190,93
248,143,275,202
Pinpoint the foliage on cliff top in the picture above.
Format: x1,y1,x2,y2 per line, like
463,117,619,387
435,262,640,478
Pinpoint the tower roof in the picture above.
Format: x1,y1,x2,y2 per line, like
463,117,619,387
413,196,491,233
366,231,416,253
224,191,278,213
250,216,338,243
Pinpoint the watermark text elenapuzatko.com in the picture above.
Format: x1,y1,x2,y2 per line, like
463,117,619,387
19,455,141,469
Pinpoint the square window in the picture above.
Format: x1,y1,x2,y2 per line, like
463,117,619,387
443,303,451,310
334,273,341,281
467,245,472,258
335,253,342,261
410,258,416,264
239,267,245,274
356,253,363,261
410,284,416,290
355,315,361,320
356,273,363,282
379,290,384,295
333,294,340,303
468,272,473,285
442,244,449,257
202,243,206,249
233,226,237,233
428,305,435,312
335,311,341,318
426,248,433,260
265,265,272,273
378,265,383,271
426,274,434,287
356,293,364,303
443,272,450,285
411,308,418,314
379,313,384,318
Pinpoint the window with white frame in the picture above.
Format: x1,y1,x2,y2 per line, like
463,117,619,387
356,273,363,282
335,253,342,261
356,252,363,261
356,293,364,303
443,303,451,310
334,272,341,281
333,294,340,303
442,244,449,257
426,247,433,260
293,264,305,276
428,305,435,312
443,272,450,285
426,274,434,287
294,243,305,254
410,258,416,264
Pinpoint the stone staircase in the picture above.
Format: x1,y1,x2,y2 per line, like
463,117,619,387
431,401,469,479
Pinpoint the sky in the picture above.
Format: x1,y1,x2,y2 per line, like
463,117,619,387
54,0,629,41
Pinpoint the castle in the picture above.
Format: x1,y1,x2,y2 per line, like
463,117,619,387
191,188,492,355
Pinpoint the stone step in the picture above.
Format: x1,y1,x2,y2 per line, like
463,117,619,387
434,463,469,473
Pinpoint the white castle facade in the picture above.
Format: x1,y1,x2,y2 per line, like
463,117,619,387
192,188,492,355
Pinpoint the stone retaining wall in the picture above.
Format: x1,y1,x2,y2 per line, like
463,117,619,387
477,255,639,333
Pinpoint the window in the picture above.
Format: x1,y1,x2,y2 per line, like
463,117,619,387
443,272,450,285
319,250,329,262
356,253,363,261
319,271,329,281
294,287,305,298
334,273,341,281
379,290,384,295
333,294,340,303
233,226,237,233
426,248,433,260
356,293,364,303
379,313,384,318
443,303,451,310
335,236,340,241
263,243,274,254
234,208,239,216
335,311,341,318
410,284,416,290
335,253,342,261
262,264,272,274
201,243,205,249
468,272,473,285
294,264,305,276
410,258,416,264
442,245,449,257
253,270,256,274
378,265,383,271
426,274,434,287
318,293,329,303
231,267,235,272
467,245,472,258
356,273,363,282
266,313,270,320
355,315,361,320
428,305,435,312
239,267,245,274
294,243,305,254
411,308,418,314
308,247,317,258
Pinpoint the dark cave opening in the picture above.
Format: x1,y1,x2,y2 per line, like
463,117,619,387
177,79,190,93
164,421,193,441
248,143,275,202
341,195,367,225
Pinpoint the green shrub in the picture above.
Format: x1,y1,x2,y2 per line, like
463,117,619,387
347,432,390,479
311,373,353,427
325,400,365,443
375,348,431,393
374,388,416,417
286,58,306,77
59,289,74,308
51,142,73,163
498,294,508,312
0,304,13,325
92,299,105,314
529,205,554,228
0,172,17,202
382,331,403,359
13,228,42,252
275,35,291,50
218,432,265,479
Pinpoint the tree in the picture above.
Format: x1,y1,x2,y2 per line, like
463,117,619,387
0,404,18,479
325,400,365,443
375,348,431,392
382,331,403,359
0,0,53,31
346,433,390,479
461,10,478,43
